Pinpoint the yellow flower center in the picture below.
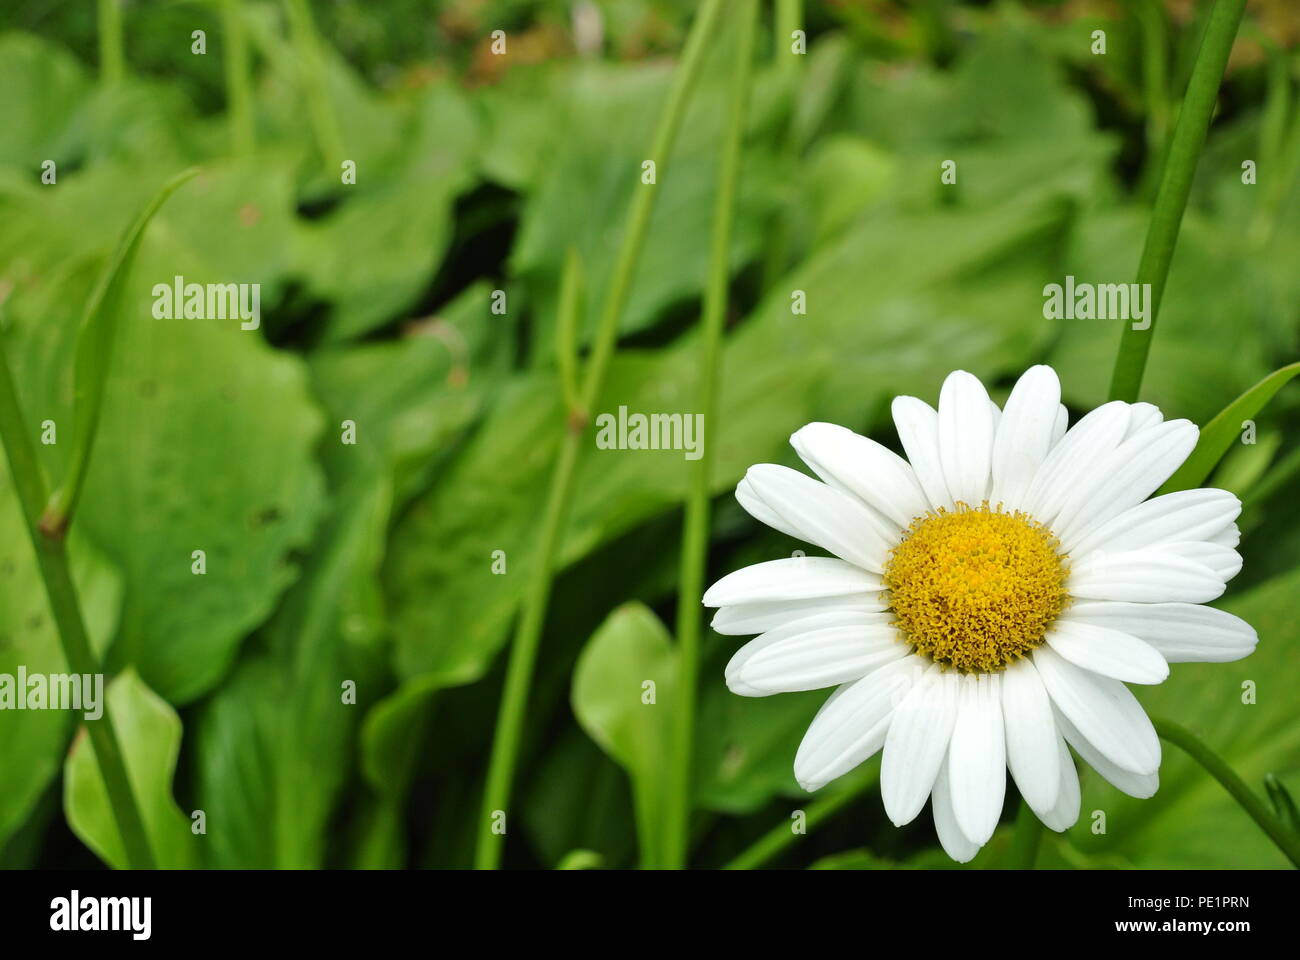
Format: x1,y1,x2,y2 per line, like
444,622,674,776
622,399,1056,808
883,502,1069,673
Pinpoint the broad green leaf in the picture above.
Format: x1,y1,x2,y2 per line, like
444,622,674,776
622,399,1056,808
0,33,91,167
308,279,510,503
522,728,636,869
556,849,604,870
571,602,678,868
1158,362,1300,494
64,670,198,869
509,56,785,350
7,234,328,704
293,82,481,341
1064,566,1300,868
0,469,120,849
193,479,389,868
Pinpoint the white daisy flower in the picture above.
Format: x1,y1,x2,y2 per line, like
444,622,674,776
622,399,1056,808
703,365,1257,863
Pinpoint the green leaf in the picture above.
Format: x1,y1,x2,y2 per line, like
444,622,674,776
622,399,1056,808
1263,774,1300,834
192,479,389,868
571,602,678,868
43,167,199,534
64,670,198,869
1158,362,1300,494
8,234,328,704
556,849,604,870
521,728,637,869
509,57,783,350
294,82,481,341
0,33,91,167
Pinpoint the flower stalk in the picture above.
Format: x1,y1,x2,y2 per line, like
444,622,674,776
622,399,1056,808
97,0,125,86
473,0,728,871
1153,716,1300,868
0,337,155,870
1108,0,1246,403
665,0,759,871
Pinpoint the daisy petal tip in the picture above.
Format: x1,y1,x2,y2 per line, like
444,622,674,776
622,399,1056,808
940,841,979,865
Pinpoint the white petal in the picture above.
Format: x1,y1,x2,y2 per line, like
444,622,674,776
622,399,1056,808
1125,402,1163,438
1001,658,1061,815
1066,488,1242,557
1045,618,1169,684
711,595,886,635
736,476,804,540
794,657,924,791
938,370,995,506
1022,401,1131,525
989,365,1061,511
702,557,882,607
1068,549,1225,603
790,422,928,529
947,674,1006,845
1209,523,1241,548
880,665,959,826
1064,600,1257,663
1052,419,1199,548
891,396,952,511
726,614,907,696
1051,404,1068,446
1160,541,1243,581
742,464,895,572
1032,646,1160,775
1036,736,1081,832
932,756,980,864
1055,709,1159,798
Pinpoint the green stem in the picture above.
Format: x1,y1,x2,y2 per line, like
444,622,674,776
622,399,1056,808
221,0,256,155
1007,797,1043,869
1153,716,1300,868
0,338,155,870
283,0,345,167
1107,0,1246,403
555,249,584,420
724,770,877,870
775,0,802,78
1135,0,1170,199
97,0,125,86
665,0,758,872
473,0,728,871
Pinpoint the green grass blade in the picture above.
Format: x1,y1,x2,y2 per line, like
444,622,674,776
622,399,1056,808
1158,361,1300,494
1107,0,1247,403
42,167,200,538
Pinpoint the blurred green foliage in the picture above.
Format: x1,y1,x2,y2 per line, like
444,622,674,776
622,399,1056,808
0,0,1296,869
